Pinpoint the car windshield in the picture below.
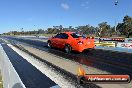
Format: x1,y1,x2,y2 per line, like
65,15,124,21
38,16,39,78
71,33,86,38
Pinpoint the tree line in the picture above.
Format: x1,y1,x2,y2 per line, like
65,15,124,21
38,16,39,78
2,15,132,38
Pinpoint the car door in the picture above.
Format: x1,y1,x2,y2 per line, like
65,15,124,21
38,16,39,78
57,33,69,49
51,34,61,48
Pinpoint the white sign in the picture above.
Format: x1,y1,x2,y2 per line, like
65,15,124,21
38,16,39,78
117,43,132,49
125,38,132,43
100,38,112,41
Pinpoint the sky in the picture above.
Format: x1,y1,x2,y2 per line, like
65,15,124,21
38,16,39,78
0,0,132,34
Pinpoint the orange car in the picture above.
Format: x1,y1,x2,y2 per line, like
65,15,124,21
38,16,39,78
47,32,95,53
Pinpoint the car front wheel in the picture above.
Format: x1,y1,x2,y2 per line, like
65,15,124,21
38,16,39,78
47,41,52,48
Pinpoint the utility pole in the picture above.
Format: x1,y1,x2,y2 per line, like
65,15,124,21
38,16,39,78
21,28,24,35
114,0,118,33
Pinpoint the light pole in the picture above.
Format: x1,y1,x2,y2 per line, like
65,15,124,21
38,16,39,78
21,28,24,35
114,0,118,33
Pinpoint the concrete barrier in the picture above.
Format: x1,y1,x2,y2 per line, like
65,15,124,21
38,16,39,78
0,44,26,88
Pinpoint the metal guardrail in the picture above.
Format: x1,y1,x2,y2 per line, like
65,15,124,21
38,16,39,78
0,44,26,88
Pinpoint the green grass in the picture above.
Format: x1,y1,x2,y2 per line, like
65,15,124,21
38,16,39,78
118,35,132,38
129,36,132,38
0,72,3,88
38,34,56,37
14,34,56,37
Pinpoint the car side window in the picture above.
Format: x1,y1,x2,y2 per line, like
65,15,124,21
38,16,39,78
54,34,61,38
71,33,80,38
60,33,68,39
71,33,86,38
54,33,68,39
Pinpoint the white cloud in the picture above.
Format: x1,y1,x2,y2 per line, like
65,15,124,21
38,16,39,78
81,1,89,9
61,3,70,10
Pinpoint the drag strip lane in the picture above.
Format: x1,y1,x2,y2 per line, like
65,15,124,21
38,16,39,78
3,36,132,76
1,44,57,88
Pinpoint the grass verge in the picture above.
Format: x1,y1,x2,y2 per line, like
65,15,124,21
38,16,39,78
0,72,3,88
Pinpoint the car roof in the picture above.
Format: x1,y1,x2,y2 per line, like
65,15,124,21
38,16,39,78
61,32,75,34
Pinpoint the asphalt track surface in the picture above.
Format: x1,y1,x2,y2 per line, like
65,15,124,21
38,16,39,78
3,36,132,77
0,42,57,88
1,36,132,88
1,37,103,88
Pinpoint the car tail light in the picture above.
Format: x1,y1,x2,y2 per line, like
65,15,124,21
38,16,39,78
91,37,94,39
78,41,83,44
86,36,94,39
86,37,90,39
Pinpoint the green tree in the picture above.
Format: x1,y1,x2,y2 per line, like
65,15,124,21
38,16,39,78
98,22,110,37
74,25,97,36
117,15,132,37
47,28,53,34
123,15,132,37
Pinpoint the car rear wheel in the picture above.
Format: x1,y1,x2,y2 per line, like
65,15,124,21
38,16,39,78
77,76,86,85
64,45,71,53
47,41,52,48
